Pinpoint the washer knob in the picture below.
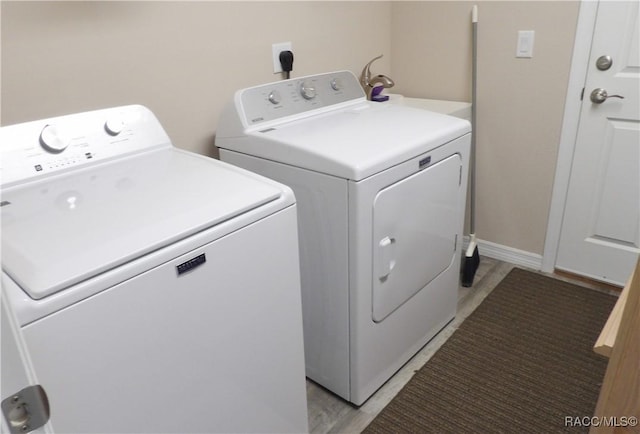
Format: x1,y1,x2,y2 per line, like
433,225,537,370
39,124,69,153
268,90,281,105
330,78,343,91
105,117,125,136
300,80,317,100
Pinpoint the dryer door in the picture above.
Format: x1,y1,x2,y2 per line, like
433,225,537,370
372,154,461,322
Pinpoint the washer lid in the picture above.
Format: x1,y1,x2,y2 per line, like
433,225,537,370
1,148,286,300
242,103,470,180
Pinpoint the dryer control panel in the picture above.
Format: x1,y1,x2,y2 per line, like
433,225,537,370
237,71,366,128
0,105,171,187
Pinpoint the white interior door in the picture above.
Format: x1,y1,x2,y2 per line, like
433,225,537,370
556,0,640,286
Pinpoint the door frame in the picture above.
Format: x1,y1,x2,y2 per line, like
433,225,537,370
542,0,599,273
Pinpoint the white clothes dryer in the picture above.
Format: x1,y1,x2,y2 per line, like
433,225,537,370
0,105,308,433
216,71,471,405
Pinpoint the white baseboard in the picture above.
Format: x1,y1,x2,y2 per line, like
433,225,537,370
463,237,543,271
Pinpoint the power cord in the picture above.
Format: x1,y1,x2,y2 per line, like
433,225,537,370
279,50,294,79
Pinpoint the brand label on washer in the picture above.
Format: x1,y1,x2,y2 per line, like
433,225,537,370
176,253,206,275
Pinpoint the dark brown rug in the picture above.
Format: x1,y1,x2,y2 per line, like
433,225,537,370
363,268,617,433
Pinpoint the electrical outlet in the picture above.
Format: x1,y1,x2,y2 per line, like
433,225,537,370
272,42,292,74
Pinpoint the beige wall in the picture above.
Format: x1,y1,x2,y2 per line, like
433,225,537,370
392,1,580,256
1,1,392,156
1,1,580,258
391,1,474,101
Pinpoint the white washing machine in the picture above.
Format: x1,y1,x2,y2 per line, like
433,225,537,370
0,105,308,433
216,71,471,405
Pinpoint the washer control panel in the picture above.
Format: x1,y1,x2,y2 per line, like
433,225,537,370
238,70,366,128
0,105,171,186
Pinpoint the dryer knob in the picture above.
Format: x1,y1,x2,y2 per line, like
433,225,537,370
39,124,69,153
300,80,317,100
268,90,281,105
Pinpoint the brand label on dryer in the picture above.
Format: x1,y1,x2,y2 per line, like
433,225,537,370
419,156,431,169
176,253,206,275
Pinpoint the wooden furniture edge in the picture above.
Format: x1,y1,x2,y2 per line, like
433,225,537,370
594,276,632,357
591,256,640,434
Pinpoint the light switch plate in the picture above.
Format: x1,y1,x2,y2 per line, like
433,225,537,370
516,30,535,58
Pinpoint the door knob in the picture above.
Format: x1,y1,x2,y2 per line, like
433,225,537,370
590,88,625,104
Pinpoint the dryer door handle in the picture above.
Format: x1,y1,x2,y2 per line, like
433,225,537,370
378,236,396,281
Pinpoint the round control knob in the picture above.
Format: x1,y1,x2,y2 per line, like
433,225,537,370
300,80,317,100
39,124,69,153
268,90,281,105
105,117,125,136
330,78,343,91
